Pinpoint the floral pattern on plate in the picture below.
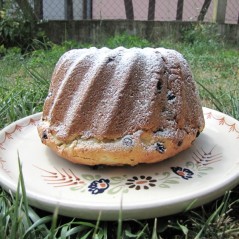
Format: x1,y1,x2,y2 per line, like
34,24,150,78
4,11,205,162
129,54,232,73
125,176,157,190
171,167,194,180
35,144,222,195
88,178,110,194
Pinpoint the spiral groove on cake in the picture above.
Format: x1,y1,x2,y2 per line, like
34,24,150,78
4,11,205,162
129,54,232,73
38,47,205,166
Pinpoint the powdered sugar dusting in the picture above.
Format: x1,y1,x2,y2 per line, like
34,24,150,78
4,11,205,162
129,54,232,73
45,46,204,144
63,48,111,127
48,49,91,118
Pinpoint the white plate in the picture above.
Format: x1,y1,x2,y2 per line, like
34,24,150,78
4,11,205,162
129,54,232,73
0,107,239,220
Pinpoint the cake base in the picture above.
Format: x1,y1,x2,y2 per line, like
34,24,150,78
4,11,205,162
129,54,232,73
38,121,199,166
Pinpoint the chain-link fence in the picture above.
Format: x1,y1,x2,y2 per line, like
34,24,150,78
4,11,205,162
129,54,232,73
1,0,239,24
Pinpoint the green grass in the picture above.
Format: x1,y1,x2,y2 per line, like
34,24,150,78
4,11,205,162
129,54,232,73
0,28,239,238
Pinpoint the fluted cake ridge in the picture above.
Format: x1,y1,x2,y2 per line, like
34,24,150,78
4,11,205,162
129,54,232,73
38,47,205,166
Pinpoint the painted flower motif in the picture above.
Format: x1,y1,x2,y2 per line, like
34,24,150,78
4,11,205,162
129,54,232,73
126,175,157,190
88,178,110,194
171,167,194,180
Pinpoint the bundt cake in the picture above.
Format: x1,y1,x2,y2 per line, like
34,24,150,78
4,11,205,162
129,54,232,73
37,47,205,166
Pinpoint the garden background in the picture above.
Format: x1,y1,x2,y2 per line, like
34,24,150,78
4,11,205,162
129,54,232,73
0,0,239,238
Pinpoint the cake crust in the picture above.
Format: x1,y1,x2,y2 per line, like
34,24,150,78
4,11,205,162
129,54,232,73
38,47,205,166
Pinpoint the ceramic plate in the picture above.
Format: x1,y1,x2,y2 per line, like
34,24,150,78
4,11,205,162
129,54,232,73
0,107,239,220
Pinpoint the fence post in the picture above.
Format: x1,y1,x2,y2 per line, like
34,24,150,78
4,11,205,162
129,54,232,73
148,0,155,20
83,0,92,19
198,0,212,21
212,0,227,23
176,0,184,20
124,0,134,20
65,0,73,20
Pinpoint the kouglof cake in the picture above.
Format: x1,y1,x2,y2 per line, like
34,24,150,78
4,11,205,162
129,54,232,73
37,47,205,166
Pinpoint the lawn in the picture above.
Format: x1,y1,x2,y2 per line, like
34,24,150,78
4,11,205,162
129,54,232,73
0,27,239,238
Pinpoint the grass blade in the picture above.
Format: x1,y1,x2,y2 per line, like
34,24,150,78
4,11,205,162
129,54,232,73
151,218,158,239
23,215,52,239
197,80,223,112
17,152,31,226
194,202,225,239
117,196,123,239
92,211,102,239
